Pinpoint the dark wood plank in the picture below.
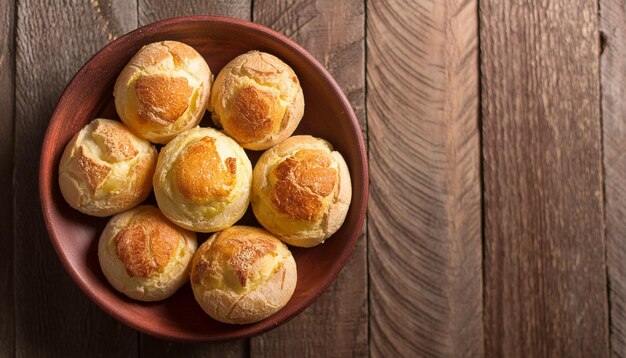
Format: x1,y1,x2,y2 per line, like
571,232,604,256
601,0,626,356
368,1,482,357
141,341,247,358
136,1,250,356
138,0,251,23
251,1,367,356
0,0,14,356
14,1,138,356
481,1,608,356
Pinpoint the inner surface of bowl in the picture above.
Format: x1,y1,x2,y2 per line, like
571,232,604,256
40,16,367,341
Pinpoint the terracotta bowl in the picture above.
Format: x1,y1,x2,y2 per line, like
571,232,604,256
39,16,368,341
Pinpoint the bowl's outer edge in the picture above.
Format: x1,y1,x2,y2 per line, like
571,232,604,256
39,15,369,342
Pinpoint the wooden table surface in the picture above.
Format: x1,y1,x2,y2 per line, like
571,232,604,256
1,0,625,357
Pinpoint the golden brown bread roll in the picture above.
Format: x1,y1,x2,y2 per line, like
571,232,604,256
58,118,157,217
153,127,252,232
252,135,352,247
114,41,212,144
98,205,197,301
209,51,304,150
190,226,297,324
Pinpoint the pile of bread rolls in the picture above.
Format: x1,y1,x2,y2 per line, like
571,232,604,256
58,41,352,324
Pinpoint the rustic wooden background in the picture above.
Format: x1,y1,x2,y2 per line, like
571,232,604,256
0,0,624,357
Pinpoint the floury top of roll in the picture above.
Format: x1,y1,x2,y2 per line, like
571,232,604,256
209,51,305,150
190,226,297,324
251,135,352,247
114,41,212,144
153,127,252,233
98,205,197,302
58,118,157,217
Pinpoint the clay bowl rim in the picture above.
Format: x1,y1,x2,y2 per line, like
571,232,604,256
39,15,368,342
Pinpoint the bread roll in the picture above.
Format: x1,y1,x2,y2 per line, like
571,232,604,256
252,135,352,247
190,226,297,324
114,41,212,144
153,127,252,232
98,205,197,301
209,51,304,150
58,118,157,217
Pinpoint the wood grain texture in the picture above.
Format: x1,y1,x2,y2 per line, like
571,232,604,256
481,1,608,356
14,0,137,356
137,1,249,357
601,0,626,356
140,341,247,358
251,1,367,357
367,1,482,357
138,0,251,23
0,0,15,356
